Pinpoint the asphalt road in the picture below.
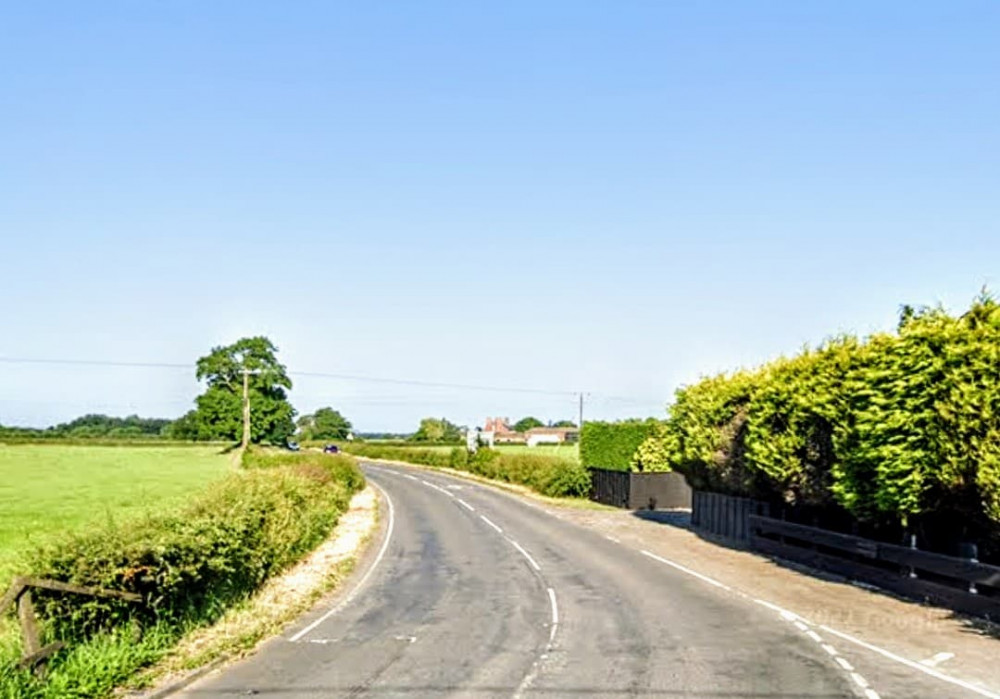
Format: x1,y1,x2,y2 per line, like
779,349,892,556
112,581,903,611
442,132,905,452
180,462,990,698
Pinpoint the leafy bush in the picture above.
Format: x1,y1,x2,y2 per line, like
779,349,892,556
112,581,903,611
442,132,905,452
580,420,662,471
656,294,1000,556
344,444,591,497
2,450,365,696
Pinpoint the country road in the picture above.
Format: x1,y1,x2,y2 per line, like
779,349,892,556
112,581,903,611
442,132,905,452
180,462,994,698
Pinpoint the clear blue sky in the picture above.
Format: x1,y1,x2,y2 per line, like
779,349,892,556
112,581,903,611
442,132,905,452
2,1,998,432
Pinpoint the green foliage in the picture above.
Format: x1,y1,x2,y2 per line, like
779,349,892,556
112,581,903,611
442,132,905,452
344,444,591,498
179,337,297,444
656,294,1000,550
0,415,172,441
1,450,364,695
579,420,660,471
410,417,462,443
512,416,544,433
551,420,578,428
297,407,353,441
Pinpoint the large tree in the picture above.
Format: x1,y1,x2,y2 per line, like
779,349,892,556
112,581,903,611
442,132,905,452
411,417,462,443
181,337,296,445
298,407,353,441
513,416,545,433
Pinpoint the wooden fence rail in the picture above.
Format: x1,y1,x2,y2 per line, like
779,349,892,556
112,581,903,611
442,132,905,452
748,515,1000,620
0,576,142,677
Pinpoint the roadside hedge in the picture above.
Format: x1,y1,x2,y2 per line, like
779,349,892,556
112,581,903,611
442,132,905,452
343,444,591,498
654,295,1000,556
579,420,666,472
2,450,365,696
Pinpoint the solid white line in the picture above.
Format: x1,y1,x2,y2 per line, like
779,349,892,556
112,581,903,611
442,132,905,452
851,672,870,689
819,624,1000,699
835,657,855,672
480,514,503,534
639,550,732,590
794,620,809,632
457,499,475,512
806,630,823,643
289,482,395,643
508,537,541,571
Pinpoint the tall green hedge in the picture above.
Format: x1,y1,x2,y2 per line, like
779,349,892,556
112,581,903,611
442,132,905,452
579,420,664,471
654,295,1000,555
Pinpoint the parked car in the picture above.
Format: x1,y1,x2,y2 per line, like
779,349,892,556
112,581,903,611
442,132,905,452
286,440,300,451
323,444,340,454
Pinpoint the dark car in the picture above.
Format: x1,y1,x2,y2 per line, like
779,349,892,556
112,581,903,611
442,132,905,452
323,444,340,454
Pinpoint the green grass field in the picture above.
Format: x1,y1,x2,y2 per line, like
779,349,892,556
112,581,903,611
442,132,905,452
0,444,231,586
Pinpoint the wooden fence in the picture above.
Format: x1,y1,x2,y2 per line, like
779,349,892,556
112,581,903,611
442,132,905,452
690,490,771,542
588,469,692,510
749,515,1000,620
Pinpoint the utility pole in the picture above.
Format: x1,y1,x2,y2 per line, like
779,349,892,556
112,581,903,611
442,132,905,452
241,367,251,450
578,392,584,430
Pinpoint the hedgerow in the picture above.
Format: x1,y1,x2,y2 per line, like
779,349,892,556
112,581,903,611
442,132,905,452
343,444,591,497
579,420,665,472
654,294,1000,555
1,450,364,697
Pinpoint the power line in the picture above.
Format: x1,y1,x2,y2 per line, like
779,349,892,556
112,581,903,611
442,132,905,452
0,355,667,406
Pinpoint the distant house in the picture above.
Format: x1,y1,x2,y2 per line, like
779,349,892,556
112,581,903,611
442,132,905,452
484,417,526,444
524,427,579,447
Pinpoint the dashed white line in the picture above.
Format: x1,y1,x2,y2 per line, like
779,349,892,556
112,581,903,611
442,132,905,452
794,620,809,632
420,479,456,497
605,534,621,543
806,630,823,644
835,656,854,672
639,550,732,590
851,672,870,688
821,643,838,656
921,652,956,668
818,624,1000,699
289,482,395,643
547,587,559,642
508,537,541,571
479,514,503,534
457,499,475,512
864,689,882,699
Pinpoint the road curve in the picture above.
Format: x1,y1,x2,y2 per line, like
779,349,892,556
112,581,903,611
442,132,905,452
180,462,972,698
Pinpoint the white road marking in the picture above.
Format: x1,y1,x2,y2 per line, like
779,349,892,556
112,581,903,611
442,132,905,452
921,652,955,668
394,635,417,644
836,657,855,672
547,587,559,643
851,672,870,688
420,479,456,497
865,689,882,699
290,482,396,643
403,474,419,481
308,639,338,644
819,624,1000,699
480,514,503,534
794,621,809,632
605,535,621,543
508,537,542,571
639,550,732,590
806,630,823,644
821,643,838,656
457,499,475,512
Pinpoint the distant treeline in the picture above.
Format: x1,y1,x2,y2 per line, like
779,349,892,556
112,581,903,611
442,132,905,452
0,414,173,440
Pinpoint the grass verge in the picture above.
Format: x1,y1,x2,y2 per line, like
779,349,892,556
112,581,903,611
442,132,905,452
0,449,365,698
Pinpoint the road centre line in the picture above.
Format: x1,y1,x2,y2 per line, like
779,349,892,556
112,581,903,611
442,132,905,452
289,482,395,643
507,537,542,571
547,587,559,642
457,498,475,511
479,514,503,534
